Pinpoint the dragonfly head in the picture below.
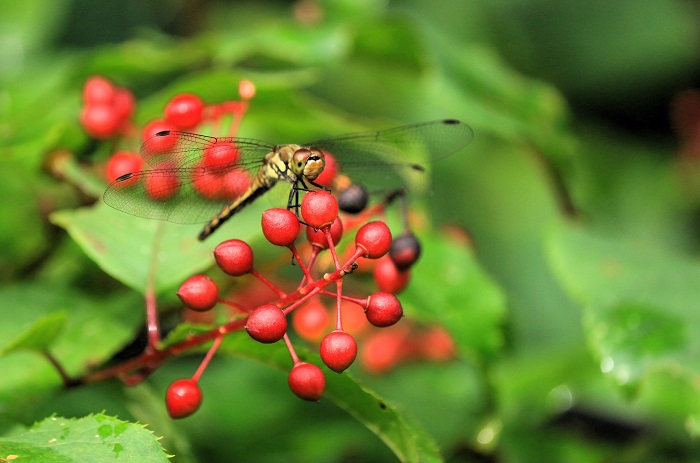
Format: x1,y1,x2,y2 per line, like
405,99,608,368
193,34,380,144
292,148,325,181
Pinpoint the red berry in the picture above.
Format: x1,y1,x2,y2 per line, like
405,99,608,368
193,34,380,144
214,239,254,276
320,330,358,373
246,304,287,343
203,142,240,168
292,299,331,342
261,208,300,246
301,190,338,229
373,256,410,293
305,216,343,249
145,169,180,200
83,76,116,106
288,362,325,401
177,275,219,312
314,152,337,188
360,326,409,374
165,379,203,419
142,119,178,154
165,93,204,130
414,326,456,361
355,221,392,259
104,151,144,183
113,88,135,123
219,169,251,199
365,292,403,327
80,104,120,139
389,233,422,270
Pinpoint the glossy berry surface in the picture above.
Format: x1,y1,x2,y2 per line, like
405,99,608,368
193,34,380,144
365,292,403,327
164,93,204,130
389,233,422,270
355,221,392,259
246,304,287,343
165,379,203,419
261,208,300,246
288,362,325,401
301,190,338,229
214,239,254,276
141,119,178,154
177,275,219,312
80,104,120,139
314,152,337,188
320,330,358,373
82,76,116,105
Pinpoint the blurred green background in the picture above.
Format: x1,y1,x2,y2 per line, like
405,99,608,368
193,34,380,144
1,0,700,462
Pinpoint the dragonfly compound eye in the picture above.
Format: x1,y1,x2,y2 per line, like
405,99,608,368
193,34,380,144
302,148,325,181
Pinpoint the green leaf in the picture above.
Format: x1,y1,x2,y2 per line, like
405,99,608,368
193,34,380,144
52,202,220,294
0,414,170,462
547,225,700,390
0,312,66,356
402,230,507,361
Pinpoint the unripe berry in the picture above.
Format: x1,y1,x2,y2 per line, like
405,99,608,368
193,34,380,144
355,221,392,259
177,275,218,312
320,330,357,373
305,217,343,249
365,292,403,327
164,93,204,130
288,362,325,401
261,208,300,246
165,379,203,419
301,190,338,229
373,256,410,293
246,304,287,343
214,239,254,276
389,233,422,270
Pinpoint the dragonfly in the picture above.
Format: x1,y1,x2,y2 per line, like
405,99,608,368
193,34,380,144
103,119,474,241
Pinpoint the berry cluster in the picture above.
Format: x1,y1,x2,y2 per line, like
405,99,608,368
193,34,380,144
74,75,450,419
80,76,135,139
168,189,425,417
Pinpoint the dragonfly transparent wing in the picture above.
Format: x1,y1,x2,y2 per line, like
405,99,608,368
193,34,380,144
103,132,274,224
303,119,474,194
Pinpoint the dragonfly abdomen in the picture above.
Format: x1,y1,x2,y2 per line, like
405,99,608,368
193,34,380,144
197,169,277,241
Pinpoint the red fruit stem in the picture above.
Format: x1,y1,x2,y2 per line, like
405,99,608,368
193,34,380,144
144,282,160,353
227,101,249,137
297,247,321,289
318,290,367,308
250,268,287,298
75,256,356,386
341,247,367,270
217,297,252,313
191,334,223,382
334,279,343,331
283,333,301,365
323,227,341,268
282,286,321,315
288,244,314,282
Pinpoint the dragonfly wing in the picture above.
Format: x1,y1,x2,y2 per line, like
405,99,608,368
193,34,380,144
103,132,274,224
305,119,473,193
